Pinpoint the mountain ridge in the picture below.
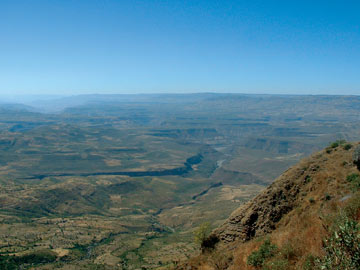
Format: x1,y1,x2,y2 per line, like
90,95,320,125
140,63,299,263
177,141,360,270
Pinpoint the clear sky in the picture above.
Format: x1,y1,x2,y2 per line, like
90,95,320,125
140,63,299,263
1,0,359,95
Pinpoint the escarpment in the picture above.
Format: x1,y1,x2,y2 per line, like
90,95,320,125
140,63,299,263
177,142,360,270
213,163,310,243
212,142,360,244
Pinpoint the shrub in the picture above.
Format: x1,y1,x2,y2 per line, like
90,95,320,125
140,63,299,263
309,198,315,204
247,239,278,269
329,140,346,149
315,216,360,270
194,222,214,251
346,173,360,190
344,144,353,150
304,175,312,183
347,174,360,182
330,142,339,148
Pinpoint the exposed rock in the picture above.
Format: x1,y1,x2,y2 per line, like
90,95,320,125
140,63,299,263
212,169,305,243
211,143,360,245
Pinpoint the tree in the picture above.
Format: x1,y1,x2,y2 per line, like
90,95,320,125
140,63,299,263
194,222,211,248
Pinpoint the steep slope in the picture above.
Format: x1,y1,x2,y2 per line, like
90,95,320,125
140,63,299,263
177,142,360,270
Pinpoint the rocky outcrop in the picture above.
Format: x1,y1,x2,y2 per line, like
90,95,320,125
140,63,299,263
178,143,360,270
212,161,320,243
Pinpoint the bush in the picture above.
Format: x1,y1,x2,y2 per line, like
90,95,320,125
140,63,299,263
347,174,360,182
330,142,339,148
247,239,278,269
329,140,346,149
304,175,312,183
344,144,353,150
346,173,360,190
194,222,213,251
315,216,360,270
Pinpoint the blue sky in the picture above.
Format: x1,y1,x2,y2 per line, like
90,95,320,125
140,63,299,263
1,0,359,95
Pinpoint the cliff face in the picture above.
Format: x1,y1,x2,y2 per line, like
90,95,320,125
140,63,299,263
213,143,360,245
178,142,360,270
214,165,307,243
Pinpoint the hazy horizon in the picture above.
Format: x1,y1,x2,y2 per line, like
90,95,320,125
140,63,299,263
1,91,360,101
